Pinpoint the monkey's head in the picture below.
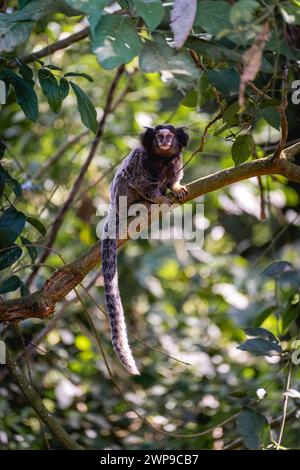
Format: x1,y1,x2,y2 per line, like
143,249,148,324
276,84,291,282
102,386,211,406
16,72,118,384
141,124,189,157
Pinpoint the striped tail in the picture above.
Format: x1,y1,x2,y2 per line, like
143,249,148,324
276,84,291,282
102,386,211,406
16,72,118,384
101,233,140,375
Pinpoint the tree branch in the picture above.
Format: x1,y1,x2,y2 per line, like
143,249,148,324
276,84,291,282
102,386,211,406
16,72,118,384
7,27,90,68
5,349,84,450
26,64,126,286
1,142,300,322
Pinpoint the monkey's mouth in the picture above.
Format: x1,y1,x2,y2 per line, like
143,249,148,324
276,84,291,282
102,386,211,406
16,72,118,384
158,143,172,150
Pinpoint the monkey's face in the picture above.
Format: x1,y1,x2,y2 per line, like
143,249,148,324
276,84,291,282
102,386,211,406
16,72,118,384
141,124,189,157
154,129,179,156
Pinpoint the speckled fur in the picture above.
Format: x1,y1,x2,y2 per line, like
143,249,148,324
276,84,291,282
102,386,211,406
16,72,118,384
101,126,188,374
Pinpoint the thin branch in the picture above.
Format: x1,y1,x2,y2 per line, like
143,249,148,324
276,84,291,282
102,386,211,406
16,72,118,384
277,360,292,448
1,141,300,322
32,131,89,180
272,66,289,161
5,349,84,450
7,27,90,68
26,65,126,287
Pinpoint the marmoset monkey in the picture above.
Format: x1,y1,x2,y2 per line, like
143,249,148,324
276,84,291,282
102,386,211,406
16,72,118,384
101,124,189,374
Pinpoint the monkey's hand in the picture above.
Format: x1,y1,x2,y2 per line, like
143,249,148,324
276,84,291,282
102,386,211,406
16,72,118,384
170,183,188,203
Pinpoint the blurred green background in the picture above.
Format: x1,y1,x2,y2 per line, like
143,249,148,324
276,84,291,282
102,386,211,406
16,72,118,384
1,0,300,451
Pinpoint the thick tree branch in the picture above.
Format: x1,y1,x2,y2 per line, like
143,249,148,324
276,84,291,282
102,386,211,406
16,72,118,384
1,142,300,322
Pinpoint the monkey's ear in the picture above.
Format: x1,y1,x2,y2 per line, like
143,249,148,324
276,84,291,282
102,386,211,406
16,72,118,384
175,127,189,147
141,127,155,151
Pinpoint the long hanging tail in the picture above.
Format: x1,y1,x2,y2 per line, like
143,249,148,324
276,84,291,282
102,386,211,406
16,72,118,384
101,227,140,375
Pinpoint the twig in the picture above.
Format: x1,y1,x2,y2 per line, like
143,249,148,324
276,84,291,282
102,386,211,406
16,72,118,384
5,349,84,449
75,287,240,439
277,360,293,448
0,272,100,383
272,66,289,161
7,27,90,68
32,131,89,180
26,65,126,287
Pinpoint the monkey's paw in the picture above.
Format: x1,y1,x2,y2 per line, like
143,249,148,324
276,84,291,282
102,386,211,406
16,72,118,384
171,185,188,203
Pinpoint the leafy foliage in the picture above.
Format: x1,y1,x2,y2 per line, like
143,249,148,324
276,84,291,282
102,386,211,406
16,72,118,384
1,0,300,452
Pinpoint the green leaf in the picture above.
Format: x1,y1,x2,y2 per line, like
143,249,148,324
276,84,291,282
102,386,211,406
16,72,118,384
26,216,46,236
0,208,26,249
20,281,30,297
132,0,165,31
92,15,142,69
59,78,70,100
260,106,280,131
252,305,278,327
244,327,279,344
0,0,81,53
194,0,232,35
38,68,62,114
17,60,34,86
237,408,270,450
43,64,63,71
18,0,32,8
65,0,110,32
70,82,97,133
0,166,9,196
0,245,22,270
281,304,300,334
182,89,198,108
231,135,254,166
278,270,300,291
2,70,38,122
230,0,259,25
64,72,94,82
20,235,37,264
237,338,282,356
139,36,198,88
207,68,240,102
198,73,215,106
10,178,22,198
262,261,293,279
181,73,213,108
0,165,22,198
186,37,243,63
0,275,21,294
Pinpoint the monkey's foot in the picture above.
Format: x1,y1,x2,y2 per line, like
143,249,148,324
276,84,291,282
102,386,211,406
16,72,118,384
156,195,173,206
171,184,188,203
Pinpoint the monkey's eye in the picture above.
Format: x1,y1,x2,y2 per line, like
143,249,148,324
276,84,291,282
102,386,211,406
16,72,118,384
156,132,174,145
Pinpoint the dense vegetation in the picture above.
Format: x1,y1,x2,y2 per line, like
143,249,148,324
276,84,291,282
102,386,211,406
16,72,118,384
0,0,300,450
